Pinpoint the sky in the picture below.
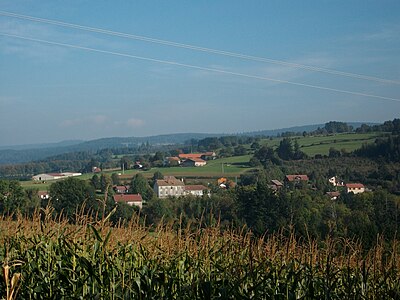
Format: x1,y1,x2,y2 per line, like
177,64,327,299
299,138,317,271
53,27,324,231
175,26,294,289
0,1,399,146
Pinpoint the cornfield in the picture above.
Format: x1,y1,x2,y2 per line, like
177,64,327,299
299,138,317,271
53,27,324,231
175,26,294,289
1,207,399,299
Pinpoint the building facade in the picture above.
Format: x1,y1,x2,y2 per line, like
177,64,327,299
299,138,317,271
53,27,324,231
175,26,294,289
154,176,185,198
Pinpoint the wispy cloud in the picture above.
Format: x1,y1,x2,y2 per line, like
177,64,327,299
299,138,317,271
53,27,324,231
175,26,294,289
357,27,400,42
126,118,144,127
113,118,145,128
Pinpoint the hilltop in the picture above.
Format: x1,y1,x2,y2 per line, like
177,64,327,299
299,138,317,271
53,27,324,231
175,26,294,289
0,122,375,165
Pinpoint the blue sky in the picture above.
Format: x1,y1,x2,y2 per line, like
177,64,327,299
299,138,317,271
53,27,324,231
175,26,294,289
0,1,399,146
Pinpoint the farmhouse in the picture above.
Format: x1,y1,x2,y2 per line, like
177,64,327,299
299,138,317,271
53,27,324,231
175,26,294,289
154,176,185,198
179,153,203,160
113,194,143,208
181,158,207,167
178,152,216,161
346,183,365,194
92,167,102,173
270,180,283,190
285,175,309,182
38,191,49,200
164,156,181,166
329,176,344,187
201,152,217,160
113,185,130,194
284,174,309,189
184,185,209,197
326,191,340,200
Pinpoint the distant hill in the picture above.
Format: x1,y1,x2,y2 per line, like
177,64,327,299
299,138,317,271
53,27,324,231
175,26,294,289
0,140,84,151
0,122,378,165
244,122,376,137
0,133,221,165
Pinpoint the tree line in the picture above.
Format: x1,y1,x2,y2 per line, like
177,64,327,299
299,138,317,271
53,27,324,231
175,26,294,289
1,171,399,249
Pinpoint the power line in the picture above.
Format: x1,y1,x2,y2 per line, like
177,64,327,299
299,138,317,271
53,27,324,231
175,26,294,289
0,10,399,85
1,32,399,103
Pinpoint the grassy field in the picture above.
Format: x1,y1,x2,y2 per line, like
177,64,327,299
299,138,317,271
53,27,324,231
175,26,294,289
298,133,380,156
20,180,57,191
20,155,252,190
118,155,252,181
260,132,381,156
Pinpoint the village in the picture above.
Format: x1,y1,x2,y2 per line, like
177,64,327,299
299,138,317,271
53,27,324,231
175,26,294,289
32,150,367,209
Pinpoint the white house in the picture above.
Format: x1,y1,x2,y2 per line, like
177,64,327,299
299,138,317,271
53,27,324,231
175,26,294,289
181,158,207,167
38,191,50,200
329,176,344,187
114,194,143,208
154,176,185,198
184,185,209,197
346,183,365,194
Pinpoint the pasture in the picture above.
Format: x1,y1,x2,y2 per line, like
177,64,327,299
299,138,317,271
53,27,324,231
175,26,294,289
261,132,381,156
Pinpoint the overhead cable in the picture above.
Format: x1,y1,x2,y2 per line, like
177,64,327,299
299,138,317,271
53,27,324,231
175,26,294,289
1,32,399,103
0,10,399,85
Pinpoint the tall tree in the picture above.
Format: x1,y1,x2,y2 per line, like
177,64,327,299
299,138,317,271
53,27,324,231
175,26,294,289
100,174,112,193
111,173,120,185
130,173,154,201
0,179,25,214
49,177,96,220
277,138,294,160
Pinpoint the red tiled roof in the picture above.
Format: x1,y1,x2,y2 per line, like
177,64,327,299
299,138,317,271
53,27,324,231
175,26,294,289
179,153,203,159
285,175,309,182
113,194,142,203
185,185,208,191
346,183,364,189
38,191,49,196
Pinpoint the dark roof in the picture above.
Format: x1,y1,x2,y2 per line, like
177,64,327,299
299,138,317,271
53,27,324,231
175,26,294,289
326,191,340,197
202,152,216,156
156,177,184,187
186,158,206,163
271,180,283,186
285,175,309,182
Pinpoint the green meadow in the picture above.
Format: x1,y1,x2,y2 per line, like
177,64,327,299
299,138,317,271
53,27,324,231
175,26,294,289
260,132,381,156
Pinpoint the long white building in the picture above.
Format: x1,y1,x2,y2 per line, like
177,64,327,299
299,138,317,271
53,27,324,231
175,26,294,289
32,172,82,181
